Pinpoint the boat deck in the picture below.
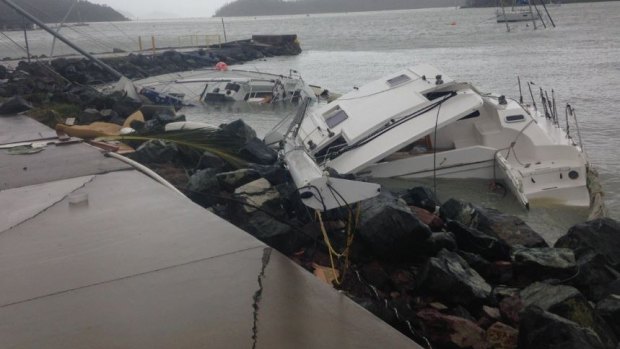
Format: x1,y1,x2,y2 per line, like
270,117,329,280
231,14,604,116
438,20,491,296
0,115,420,348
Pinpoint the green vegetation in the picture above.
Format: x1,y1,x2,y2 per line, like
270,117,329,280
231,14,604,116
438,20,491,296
0,0,127,30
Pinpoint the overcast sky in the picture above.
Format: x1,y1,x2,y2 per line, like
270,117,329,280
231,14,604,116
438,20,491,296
94,0,232,19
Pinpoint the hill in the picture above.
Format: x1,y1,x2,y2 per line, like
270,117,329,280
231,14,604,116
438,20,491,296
215,0,457,17
0,0,127,30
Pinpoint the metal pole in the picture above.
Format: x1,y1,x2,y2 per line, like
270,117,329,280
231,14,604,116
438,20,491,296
1,0,124,79
22,17,30,63
532,1,547,28
527,82,537,111
538,0,556,27
500,0,510,32
527,0,537,30
518,76,524,104
221,17,228,43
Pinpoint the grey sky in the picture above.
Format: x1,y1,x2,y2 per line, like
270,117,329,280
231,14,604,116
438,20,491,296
93,0,232,19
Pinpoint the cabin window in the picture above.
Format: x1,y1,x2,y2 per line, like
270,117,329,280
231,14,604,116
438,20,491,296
459,110,480,120
424,91,454,101
505,114,526,123
387,74,411,87
224,83,241,92
324,108,349,128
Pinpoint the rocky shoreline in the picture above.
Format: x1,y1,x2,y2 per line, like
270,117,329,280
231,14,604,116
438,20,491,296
1,35,619,349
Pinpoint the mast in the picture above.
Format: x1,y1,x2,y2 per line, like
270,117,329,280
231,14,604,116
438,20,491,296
0,0,124,79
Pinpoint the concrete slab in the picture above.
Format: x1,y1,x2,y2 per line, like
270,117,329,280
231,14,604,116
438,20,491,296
0,142,132,190
0,115,57,145
0,247,418,349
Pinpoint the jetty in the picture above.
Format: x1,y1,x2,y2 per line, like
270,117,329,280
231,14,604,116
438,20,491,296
0,113,421,348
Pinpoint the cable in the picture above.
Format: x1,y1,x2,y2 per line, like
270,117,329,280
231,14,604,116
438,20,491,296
432,102,442,196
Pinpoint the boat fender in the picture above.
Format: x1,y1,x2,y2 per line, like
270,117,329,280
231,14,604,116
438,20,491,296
215,61,228,71
435,75,444,85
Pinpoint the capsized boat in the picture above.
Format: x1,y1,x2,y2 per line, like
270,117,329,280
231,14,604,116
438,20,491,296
134,68,320,107
274,64,599,211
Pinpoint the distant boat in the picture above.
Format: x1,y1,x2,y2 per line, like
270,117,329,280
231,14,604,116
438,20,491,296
496,0,540,23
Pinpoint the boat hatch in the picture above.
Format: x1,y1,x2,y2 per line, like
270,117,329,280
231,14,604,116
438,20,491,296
425,91,455,101
505,114,526,123
324,107,349,128
459,110,481,121
387,74,412,87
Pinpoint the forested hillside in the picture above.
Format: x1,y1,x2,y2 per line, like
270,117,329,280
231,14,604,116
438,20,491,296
0,0,127,30
215,0,457,17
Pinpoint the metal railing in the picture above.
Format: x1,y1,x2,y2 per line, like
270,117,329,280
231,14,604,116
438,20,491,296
137,34,222,53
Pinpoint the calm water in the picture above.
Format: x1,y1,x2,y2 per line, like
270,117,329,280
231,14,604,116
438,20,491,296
2,2,619,242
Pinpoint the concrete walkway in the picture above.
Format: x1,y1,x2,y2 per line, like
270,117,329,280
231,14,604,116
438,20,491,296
0,114,421,348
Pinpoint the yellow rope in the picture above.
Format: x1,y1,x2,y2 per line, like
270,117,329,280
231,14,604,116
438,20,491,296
315,203,361,285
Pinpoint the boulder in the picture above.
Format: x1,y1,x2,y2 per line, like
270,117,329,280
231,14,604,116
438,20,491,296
418,249,492,304
596,295,620,339
237,211,306,255
400,186,439,212
128,140,180,164
0,64,7,79
77,108,104,124
448,220,511,261
440,198,547,248
555,218,620,271
196,150,231,172
219,119,257,144
238,137,278,165
234,178,282,215
424,232,457,255
486,322,518,349
512,247,577,282
518,306,606,349
216,169,261,192
499,295,523,327
411,206,444,231
100,109,124,125
416,308,491,349
187,168,220,207
0,96,33,115
357,191,432,261
571,252,620,302
520,282,618,348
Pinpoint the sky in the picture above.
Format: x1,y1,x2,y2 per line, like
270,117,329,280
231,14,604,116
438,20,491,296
93,0,232,19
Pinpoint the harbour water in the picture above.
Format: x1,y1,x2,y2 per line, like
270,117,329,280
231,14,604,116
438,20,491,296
1,2,619,242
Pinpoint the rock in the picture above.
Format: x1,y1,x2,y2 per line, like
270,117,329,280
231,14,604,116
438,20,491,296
571,252,620,302
499,295,523,326
417,308,491,349
597,295,620,339
238,137,278,165
128,140,180,164
111,95,142,119
100,109,124,125
250,164,289,186
400,186,439,212
77,108,104,124
220,119,257,144
411,206,444,231
555,218,620,271
457,250,492,279
418,249,492,304
424,232,457,255
0,96,33,115
440,198,477,225
0,65,7,79
512,247,577,282
187,168,220,207
520,282,618,348
448,220,511,261
196,151,231,172
518,306,607,349
234,178,282,215
357,191,432,261
237,211,305,255
486,322,518,349
483,306,501,320
216,169,261,192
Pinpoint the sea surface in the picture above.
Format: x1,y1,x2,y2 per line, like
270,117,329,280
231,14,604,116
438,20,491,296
1,2,619,242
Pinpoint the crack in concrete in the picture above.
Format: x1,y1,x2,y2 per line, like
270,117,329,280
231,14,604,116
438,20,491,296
251,247,272,349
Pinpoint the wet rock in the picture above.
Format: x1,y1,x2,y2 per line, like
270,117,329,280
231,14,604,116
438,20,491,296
220,119,257,144
186,168,220,207
111,96,142,119
424,232,457,255
234,178,282,215
571,252,620,302
597,295,620,339
418,249,492,304
440,198,547,248
101,109,124,125
512,247,577,282
499,294,523,327
238,137,278,165
357,191,432,261
196,151,231,172
555,218,620,271
411,206,444,231
457,250,492,279
486,322,518,349
417,308,491,349
0,65,7,79
400,186,439,212
521,282,618,348
518,306,606,349
237,211,305,255
360,262,392,291
128,140,180,164
0,96,33,115
250,164,289,186
216,169,261,192
77,108,104,124
448,220,511,261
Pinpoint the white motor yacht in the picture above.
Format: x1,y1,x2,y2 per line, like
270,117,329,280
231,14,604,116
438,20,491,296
276,64,598,211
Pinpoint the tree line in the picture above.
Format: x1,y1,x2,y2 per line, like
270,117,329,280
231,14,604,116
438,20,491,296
215,0,458,17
